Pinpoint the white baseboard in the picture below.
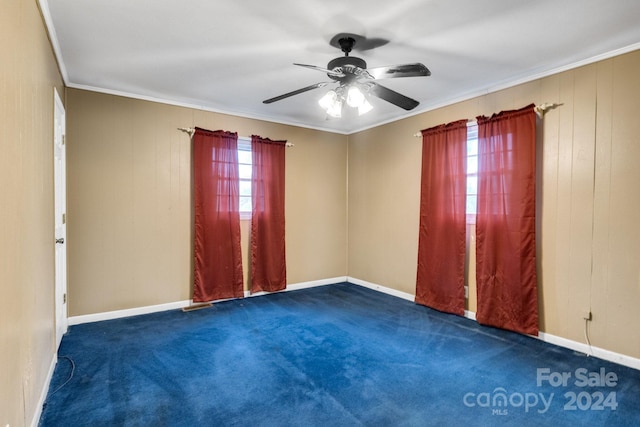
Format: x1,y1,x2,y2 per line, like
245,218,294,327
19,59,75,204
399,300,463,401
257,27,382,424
464,301,639,371
347,276,415,301
66,277,640,372
464,310,477,321
68,300,192,325
68,277,349,326
244,276,348,298
32,353,57,427
538,331,640,371
347,277,640,371
286,276,349,291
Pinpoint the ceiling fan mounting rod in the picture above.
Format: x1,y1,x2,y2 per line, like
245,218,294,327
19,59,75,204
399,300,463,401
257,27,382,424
339,37,356,56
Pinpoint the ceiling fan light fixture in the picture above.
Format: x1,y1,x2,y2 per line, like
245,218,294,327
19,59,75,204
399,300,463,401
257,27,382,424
357,98,373,116
346,85,365,108
318,89,343,118
318,90,337,110
348,85,374,115
346,85,373,116
319,85,373,118
326,98,343,118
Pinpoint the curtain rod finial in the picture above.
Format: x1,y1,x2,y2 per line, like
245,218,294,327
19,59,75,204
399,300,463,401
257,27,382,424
534,102,563,118
178,127,195,137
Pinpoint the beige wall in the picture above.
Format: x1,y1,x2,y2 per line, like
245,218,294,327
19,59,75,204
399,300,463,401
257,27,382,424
348,50,640,359
0,0,65,424
4,2,638,424
67,51,640,361
66,89,348,316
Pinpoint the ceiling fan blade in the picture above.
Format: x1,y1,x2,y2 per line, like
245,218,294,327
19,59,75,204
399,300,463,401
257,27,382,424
263,82,331,104
294,63,345,77
367,63,431,79
368,82,420,110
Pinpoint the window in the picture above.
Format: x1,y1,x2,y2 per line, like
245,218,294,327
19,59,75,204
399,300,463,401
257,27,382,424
466,123,478,222
238,137,252,218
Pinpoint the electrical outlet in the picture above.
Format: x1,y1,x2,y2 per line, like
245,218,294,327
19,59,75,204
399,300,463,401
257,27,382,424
583,310,592,321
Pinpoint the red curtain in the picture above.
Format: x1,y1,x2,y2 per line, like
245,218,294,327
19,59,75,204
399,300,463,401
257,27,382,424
475,104,538,335
250,135,287,293
193,128,244,302
415,120,468,315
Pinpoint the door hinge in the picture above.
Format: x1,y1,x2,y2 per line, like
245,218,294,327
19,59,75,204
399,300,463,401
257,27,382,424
62,213,66,224
63,293,67,304
62,134,66,145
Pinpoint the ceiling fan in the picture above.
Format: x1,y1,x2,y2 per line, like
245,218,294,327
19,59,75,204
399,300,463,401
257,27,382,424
263,34,431,117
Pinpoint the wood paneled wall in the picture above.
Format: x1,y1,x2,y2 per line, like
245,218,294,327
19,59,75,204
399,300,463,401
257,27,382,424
348,51,640,359
65,89,349,316
0,0,65,424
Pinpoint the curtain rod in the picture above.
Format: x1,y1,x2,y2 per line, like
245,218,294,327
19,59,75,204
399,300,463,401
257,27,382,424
412,102,562,137
177,127,294,147
412,120,476,138
178,127,195,137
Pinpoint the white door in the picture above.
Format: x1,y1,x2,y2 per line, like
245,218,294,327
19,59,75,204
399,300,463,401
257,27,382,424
54,88,68,349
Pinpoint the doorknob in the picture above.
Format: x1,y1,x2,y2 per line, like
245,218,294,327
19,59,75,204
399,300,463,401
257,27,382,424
55,238,65,244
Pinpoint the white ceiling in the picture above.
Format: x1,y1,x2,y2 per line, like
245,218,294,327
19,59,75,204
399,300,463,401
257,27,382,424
42,0,640,134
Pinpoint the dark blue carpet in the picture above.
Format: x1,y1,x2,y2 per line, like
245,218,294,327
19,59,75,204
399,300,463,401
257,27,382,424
40,283,640,426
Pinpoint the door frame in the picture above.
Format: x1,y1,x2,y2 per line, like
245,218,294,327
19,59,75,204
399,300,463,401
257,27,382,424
54,87,68,349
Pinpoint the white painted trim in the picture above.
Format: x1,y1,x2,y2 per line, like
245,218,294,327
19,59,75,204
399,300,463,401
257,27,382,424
32,354,57,427
233,278,345,300
66,278,640,372
346,278,474,322
463,308,639,371
241,276,348,298
538,332,640,371
53,87,68,349
66,82,352,135
347,276,415,302
67,277,349,325
68,300,192,325
63,42,639,136
244,277,348,297
38,0,69,84
286,276,349,291
347,277,640,371
347,42,640,135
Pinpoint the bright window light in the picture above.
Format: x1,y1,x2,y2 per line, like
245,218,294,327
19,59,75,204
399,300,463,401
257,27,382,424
466,123,478,222
238,138,252,218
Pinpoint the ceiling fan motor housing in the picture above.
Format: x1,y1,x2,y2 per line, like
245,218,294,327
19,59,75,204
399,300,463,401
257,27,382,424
327,56,367,81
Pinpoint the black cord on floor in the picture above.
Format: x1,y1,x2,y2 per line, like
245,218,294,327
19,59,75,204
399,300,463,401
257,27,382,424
48,356,76,397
